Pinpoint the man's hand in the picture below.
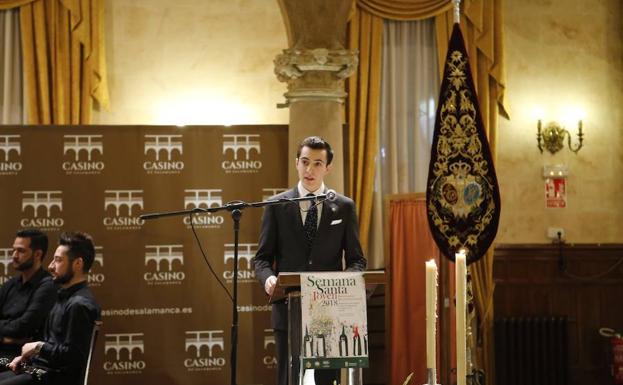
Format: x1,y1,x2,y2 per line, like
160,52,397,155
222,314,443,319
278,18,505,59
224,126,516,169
20,341,42,360
8,355,23,372
264,275,278,296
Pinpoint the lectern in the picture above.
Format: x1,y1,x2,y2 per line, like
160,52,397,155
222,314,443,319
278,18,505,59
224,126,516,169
270,271,386,385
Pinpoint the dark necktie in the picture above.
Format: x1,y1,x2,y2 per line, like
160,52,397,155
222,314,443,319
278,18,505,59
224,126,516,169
303,193,318,250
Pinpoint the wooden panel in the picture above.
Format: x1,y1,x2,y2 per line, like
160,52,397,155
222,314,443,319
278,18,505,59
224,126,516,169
364,285,386,385
494,244,623,385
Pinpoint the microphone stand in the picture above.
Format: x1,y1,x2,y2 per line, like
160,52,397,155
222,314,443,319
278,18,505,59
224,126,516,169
140,192,335,385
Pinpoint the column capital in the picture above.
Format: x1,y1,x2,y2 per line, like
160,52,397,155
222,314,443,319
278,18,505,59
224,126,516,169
274,48,358,103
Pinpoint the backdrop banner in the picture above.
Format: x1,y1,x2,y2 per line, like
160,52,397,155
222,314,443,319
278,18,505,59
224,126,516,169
0,125,288,385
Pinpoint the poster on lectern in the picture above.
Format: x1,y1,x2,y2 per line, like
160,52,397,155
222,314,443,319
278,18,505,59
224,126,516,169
300,272,369,369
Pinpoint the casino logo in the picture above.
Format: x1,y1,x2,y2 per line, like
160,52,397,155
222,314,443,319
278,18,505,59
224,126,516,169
222,243,256,283
263,329,277,368
0,249,13,285
0,134,22,175
20,191,64,231
144,245,185,285
88,246,105,286
103,333,146,374
103,190,144,230
62,134,104,175
221,134,262,174
262,187,288,201
143,134,184,174
182,189,224,229
184,330,226,371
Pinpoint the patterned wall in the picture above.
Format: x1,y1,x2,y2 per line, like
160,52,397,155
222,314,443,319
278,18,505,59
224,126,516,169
0,125,288,385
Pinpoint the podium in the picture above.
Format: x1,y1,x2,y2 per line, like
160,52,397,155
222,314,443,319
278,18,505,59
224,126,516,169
270,271,386,385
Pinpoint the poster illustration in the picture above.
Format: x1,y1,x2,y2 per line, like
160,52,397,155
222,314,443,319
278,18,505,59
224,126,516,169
300,272,368,369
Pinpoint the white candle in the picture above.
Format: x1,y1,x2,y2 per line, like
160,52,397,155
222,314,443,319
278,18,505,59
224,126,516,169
425,259,438,382
455,250,467,385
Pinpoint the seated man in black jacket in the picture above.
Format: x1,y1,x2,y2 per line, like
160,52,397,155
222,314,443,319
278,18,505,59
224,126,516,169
0,232,101,385
0,229,56,358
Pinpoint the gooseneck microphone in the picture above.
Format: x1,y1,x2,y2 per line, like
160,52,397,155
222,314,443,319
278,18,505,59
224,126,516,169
324,189,337,202
140,190,338,220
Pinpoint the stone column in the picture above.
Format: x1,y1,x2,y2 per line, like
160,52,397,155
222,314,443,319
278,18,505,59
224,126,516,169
274,0,358,193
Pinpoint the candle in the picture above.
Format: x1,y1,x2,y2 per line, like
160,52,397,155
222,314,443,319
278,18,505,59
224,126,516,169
578,120,583,135
425,259,438,383
455,250,467,385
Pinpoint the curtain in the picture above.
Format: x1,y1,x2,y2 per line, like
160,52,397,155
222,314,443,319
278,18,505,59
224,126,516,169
0,1,32,7
347,0,457,269
388,195,440,385
0,7,23,124
380,19,438,193
346,7,383,260
0,0,109,124
368,18,439,268
358,0,452,20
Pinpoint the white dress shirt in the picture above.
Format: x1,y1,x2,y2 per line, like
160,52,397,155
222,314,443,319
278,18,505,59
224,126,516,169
297,181,325,227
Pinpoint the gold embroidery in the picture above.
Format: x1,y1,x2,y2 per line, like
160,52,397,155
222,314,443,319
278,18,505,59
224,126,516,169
428,50,498,257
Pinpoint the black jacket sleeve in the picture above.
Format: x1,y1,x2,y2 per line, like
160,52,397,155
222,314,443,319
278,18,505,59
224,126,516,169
342,198,367,272
253,204,278,288
0,277,57,339
38,299,98,370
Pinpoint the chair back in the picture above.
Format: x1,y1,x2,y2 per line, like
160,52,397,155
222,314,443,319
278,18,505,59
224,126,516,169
82,320,103,385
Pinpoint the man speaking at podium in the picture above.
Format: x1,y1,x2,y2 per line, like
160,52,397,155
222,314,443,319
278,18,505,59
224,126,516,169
254,136,367,385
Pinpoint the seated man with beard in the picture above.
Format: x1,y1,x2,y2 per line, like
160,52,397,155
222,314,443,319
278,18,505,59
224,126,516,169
0,232,101,385
0,229,56,358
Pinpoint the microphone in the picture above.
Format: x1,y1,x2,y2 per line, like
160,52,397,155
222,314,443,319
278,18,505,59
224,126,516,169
294,189,337,209
325,189,337,202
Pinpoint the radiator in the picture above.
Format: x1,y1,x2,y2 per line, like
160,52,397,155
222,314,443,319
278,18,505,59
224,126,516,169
495,316,569,385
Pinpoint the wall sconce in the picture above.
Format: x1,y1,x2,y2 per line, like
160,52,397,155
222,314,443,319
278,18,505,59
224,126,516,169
537,120,584,154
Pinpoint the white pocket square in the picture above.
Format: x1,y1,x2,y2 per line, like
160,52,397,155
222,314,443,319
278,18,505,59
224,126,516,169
330,219,343,225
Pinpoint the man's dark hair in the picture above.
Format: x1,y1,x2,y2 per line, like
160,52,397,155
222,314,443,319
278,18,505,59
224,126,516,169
59,232,96,273
16,228,48,261
296,136,334,165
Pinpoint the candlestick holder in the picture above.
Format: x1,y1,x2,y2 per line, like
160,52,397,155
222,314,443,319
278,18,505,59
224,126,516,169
423,368,440,385
466,368,485,385
536,120,584,154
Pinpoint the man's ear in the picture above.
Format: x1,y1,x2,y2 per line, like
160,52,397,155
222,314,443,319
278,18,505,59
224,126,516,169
73,256,85,272
33,249,43,262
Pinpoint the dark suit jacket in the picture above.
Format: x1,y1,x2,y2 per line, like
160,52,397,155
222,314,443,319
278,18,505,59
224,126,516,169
253,187,367,329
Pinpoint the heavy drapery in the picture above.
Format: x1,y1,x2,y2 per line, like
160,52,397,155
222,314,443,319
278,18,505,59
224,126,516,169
358,0,452,20
387,194,441,385
347,0,452,266
367,18,440,268
0,8,23,123
0,0,109,124
347,7,383,260
347,1,507,384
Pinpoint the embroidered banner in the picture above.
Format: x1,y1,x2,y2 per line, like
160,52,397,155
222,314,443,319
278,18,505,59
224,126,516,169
426,24,501,263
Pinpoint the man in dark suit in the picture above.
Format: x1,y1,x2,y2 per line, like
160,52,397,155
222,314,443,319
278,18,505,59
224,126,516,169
254,136,366,385
0,229,56,358
0,232,101,385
